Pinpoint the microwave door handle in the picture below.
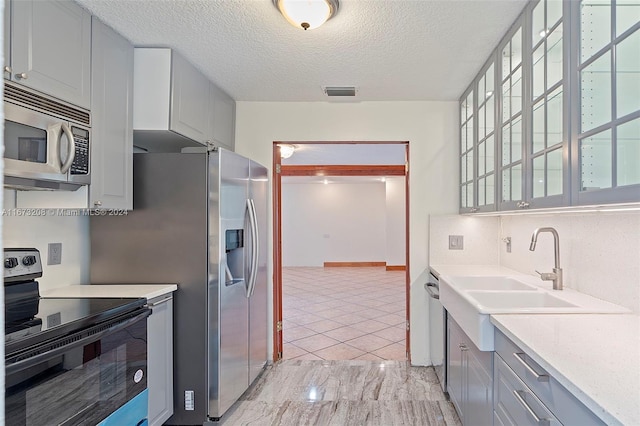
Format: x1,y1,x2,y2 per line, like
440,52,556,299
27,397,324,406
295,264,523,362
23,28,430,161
59,123,75,174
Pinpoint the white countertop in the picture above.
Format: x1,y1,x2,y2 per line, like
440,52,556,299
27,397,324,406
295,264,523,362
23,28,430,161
41,284,177,300
429,264,638,425
491,314,640,426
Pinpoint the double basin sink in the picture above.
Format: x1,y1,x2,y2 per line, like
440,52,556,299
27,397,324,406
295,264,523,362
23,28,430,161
439,274,629,351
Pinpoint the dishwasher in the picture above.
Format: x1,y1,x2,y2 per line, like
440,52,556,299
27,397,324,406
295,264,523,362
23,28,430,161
425,271,447,393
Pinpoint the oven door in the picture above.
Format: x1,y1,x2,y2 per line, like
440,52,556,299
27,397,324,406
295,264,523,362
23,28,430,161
5,310,150,426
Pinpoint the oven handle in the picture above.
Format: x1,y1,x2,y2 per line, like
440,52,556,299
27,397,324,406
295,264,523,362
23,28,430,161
424,282,440,299
6,309,150,377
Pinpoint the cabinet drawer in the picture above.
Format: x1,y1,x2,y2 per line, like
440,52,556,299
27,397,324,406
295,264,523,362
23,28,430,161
494,330,605,425
494,354,561,426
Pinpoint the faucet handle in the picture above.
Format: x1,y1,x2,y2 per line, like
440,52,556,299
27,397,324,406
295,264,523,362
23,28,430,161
535,270,557,281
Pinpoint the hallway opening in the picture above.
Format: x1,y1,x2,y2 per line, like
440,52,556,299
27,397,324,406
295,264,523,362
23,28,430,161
272,142,410,362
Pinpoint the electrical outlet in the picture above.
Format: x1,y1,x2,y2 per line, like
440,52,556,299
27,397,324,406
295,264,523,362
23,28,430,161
449,235,464,250
48,243,62,265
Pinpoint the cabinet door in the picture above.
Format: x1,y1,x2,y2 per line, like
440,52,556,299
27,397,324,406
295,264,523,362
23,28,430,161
573,0,640,205
3,0,10,79
11,0,91,108
209,83,236,151
90,18,133,210
148,297,174,426
466,348,493,426
447,318,465,423
170,52,210,144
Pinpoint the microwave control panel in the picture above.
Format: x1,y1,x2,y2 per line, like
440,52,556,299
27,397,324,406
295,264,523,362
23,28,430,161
70,126,89,175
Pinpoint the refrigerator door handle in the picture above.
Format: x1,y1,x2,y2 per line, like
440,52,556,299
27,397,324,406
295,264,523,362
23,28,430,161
246,198,259,298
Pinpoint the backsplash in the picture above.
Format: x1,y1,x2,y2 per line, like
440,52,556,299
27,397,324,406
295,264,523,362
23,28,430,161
430,211,640,312
3,190,90,291
500,212,640,313
429,215,500,265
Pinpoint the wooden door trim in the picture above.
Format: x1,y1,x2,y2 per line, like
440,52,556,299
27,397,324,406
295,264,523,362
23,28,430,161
272,145,283,361
280,164,406,177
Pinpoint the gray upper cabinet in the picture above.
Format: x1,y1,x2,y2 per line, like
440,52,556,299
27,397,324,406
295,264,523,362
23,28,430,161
3,0,10,79
170,52,210,145
90,17,133,210
7,0,91,109
460,0,639,213
572,0,640,205
209,82,236,151
133,48,236,152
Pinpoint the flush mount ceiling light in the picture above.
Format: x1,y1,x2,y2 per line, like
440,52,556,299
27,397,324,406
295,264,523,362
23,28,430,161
272,0,339,31
279,144,296,159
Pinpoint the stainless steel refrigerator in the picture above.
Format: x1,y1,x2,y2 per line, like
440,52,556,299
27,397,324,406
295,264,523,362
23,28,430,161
90,148,268,424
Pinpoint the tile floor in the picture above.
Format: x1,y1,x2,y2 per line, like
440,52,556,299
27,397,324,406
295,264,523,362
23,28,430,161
282,267,406,361
220,360,460,425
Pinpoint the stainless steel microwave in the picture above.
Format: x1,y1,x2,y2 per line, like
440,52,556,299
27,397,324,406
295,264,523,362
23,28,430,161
3,83,91,191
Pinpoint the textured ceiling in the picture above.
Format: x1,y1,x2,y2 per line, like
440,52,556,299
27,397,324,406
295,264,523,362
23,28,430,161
76,0,528,102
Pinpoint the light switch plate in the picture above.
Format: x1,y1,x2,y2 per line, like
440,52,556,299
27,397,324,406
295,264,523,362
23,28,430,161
449,235,464,250
48,243,62,265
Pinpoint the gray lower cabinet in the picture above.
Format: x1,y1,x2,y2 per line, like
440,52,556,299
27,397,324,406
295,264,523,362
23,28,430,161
447,315,493,425
7,0,91,109
147,295,174,426
90,17,134,210
494,330,605,426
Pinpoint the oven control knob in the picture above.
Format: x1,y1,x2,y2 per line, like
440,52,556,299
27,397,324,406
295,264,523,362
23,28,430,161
4,257,18,269
22,256,37,266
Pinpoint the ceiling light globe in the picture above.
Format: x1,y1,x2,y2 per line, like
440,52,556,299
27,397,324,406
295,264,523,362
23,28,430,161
279,144,296,159
274,0,338,30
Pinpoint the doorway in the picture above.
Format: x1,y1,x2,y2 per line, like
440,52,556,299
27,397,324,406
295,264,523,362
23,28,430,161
272,142,410,362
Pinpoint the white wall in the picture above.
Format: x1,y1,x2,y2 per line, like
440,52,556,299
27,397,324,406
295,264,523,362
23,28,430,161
3,190,91,291
235,101,460,365
282,182,386,267
385,176,406,267
429,214,500,266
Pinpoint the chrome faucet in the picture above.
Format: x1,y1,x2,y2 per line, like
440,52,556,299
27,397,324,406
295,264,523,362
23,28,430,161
529,227,563,290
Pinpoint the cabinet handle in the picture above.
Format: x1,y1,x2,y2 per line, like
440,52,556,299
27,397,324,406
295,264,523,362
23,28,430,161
470,207,479,213
147,296,172,307
94,200,103,207
513,352,549,382
459,343,468,351
4,66,11,74
512,390,550,426
516,201,530,209
15,72,28,80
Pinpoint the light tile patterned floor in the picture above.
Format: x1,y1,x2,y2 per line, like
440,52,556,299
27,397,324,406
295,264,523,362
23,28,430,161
282,267,407,361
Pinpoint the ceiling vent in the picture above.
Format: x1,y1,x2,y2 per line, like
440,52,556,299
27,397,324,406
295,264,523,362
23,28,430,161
323,86,357,97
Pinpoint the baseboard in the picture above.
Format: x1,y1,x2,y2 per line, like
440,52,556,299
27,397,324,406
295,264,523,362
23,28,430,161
385,265,406,271
323,261,386,268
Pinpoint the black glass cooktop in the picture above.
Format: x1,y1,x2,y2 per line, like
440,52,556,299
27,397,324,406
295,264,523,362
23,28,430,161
5,294,146,356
